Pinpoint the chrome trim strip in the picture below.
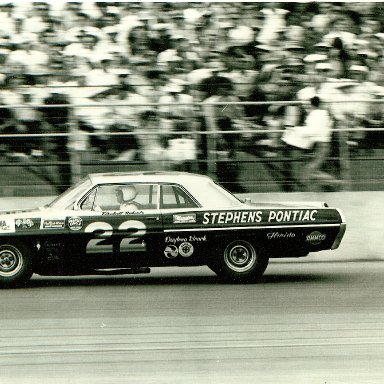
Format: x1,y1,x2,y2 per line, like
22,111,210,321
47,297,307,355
164,223,340,233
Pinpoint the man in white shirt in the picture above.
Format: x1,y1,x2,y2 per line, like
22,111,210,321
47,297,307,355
282,96,339,191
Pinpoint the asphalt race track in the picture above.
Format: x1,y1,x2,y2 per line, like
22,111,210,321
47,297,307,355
0,261,383,384
0,192,383,384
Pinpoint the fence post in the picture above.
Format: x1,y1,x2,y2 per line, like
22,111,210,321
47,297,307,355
337,124,352,191
70,149,82,185
202,101,218,179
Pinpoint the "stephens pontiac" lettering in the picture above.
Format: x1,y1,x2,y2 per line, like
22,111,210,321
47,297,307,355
202,209,318,225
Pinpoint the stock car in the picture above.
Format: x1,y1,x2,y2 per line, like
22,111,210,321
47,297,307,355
0,172,346,287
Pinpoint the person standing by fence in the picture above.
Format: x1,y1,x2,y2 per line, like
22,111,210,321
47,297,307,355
282,96,340,191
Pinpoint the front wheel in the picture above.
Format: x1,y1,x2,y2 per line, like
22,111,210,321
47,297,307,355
0,242,33,288
209,240,268,282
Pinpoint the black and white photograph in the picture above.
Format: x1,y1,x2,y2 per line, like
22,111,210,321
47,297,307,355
0,1,383,383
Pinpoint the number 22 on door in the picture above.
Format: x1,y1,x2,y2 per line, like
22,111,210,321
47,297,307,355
84,220,147,254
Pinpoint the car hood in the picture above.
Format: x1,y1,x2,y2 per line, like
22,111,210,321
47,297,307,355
0,206,62,218
0,208,42,215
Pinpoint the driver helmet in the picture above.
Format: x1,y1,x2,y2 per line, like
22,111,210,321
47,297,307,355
117,186,137,202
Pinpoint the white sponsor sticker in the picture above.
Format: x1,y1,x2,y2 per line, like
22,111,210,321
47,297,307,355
173,214,196,224
68,217,83,231
0,218,15,233
40,218,65,230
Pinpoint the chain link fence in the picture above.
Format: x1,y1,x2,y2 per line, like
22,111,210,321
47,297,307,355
0,98,383,196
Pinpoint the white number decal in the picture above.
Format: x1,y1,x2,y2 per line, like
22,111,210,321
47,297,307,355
85,220,147,254
85,221,113,254
120,220,146,252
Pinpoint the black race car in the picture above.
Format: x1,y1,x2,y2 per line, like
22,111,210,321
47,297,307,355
0,172,346,287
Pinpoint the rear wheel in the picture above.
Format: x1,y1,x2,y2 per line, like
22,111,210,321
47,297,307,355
210,240,268,282
0,242,33,287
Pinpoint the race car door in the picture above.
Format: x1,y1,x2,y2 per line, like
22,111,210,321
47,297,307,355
76,183,162,268
159,184,205,265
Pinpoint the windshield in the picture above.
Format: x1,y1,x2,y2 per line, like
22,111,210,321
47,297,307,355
46,177,93,210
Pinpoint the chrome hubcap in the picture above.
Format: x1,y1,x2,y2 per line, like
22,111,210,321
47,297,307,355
0,247,23,277
224,242,256,273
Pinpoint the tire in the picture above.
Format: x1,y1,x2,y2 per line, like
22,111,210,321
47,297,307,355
209,240,269,282
0,242,33,288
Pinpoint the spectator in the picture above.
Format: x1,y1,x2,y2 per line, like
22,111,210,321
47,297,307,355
346,65,377,149
84,53,119,87
6,34,49,79
149,23,174,55
137,109,169,170
102,70,148,160
127,23,153,57
0,95,20,157
158,78,195,131
262,58,305,152
72,85,112,158
224,45,258,100
140,67,167,104
38,86,72,192
157,34,199,75
64,26,106,68
328,36,351,78
362,89,384,152
0,2,383,192
281,96,339,191
202,75,247,191
198,60,229,99
256,4,289,45
0,73,41,156
22,2,52,34
157,78,198,171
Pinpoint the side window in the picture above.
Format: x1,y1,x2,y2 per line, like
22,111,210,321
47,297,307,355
94,185,120,210
161,185,198,209
133,184,158,209
80,184,159,211
80,189,97,211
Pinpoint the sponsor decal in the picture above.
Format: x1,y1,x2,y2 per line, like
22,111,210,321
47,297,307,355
202,209,318,225
0,219,15,233
267,232,296,240
41,219,65,230
164,245,178,259
15,218,34,229
165,235,207,244
102,211,144,215
203,211,262,225
68,217,83,231
268,210,317,223
306,231,326,245
179,242,194,257
173,214,196,224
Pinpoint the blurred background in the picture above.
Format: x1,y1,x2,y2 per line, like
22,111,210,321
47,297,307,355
0,1,383,196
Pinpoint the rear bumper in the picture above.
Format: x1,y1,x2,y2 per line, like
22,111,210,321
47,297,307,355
331,209,347,250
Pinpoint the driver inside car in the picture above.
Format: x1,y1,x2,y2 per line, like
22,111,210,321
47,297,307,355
115,186,141,210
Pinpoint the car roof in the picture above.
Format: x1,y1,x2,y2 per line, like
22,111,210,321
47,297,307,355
88,171,212,188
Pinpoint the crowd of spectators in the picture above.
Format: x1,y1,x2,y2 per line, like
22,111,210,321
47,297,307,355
0,2,384,191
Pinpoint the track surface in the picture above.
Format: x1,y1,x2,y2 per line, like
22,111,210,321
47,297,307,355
1,261,384,384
